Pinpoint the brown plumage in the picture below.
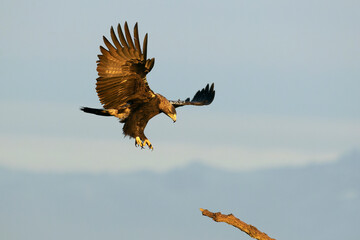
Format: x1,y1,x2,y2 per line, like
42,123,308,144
81,22,215,149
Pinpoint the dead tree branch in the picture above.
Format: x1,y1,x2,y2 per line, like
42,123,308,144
200,208,276,240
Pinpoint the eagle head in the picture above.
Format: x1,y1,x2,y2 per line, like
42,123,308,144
157,94,177,122
166,106,177,122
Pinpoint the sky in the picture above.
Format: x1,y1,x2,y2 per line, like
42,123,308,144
1,0,359,173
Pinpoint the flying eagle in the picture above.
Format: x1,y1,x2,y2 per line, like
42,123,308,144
81,22,215,149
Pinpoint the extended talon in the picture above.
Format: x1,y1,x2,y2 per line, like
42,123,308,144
143,139,153,150
135,137,144,148
135,137,153,150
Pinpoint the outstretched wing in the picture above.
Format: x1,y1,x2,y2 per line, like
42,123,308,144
170,83,215,108
96,22,156,109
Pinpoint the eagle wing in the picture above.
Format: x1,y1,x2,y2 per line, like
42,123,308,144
170,83,215,108
96,22,156,109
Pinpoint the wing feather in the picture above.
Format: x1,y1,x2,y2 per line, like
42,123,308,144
110,26,122,49
169,83,215,108
143,33,148,60
117,24,128,48
96,22,156,109
124,22,135,50
133,23,142,56
120,47,131,58
103,37,122,61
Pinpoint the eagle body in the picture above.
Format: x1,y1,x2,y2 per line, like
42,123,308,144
122,99,160,140
122,94,175,141
81,22,215,149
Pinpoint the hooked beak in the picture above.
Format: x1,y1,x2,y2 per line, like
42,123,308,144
167,113,177,122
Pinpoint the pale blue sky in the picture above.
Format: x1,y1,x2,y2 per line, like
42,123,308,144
1,0,359,172
1,1,360,239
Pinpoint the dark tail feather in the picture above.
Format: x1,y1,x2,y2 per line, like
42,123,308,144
80,107,111,116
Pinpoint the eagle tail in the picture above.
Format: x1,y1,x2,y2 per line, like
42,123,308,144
80,107,112,116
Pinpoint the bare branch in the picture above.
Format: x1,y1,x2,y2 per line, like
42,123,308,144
200,208,276,240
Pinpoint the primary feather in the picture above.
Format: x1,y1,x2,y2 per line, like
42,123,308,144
96,22,155,110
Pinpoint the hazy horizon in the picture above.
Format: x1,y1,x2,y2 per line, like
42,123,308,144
1,151,359,240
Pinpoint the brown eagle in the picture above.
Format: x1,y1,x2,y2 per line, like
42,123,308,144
81,22,215,149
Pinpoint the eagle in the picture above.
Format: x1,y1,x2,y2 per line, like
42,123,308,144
81,22,215,149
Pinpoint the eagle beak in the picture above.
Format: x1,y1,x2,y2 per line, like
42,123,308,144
167,113,177,122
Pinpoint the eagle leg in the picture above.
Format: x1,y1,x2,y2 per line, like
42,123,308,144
143,139,153,150
135,136,144,149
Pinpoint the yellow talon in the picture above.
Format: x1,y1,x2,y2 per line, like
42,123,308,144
135,137,143,148
143,139,153,150
135,137,153,150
